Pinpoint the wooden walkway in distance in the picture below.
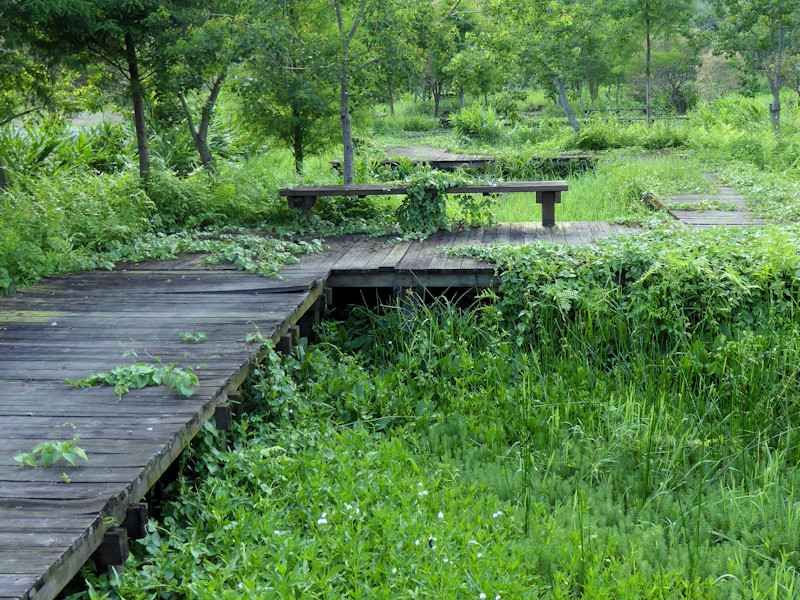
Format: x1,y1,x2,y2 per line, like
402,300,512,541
0,221,636,600
331,144,597,172
657,179,766,228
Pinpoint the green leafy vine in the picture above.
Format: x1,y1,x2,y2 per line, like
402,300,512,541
67,363,200,397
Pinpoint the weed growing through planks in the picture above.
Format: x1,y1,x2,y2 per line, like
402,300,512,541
67,362,199,397
179,330,207,343
15,424,88,468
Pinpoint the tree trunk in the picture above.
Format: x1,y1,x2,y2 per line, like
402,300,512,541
433,82,441,118
125,32,149,180
0,154,7,189
340,75,354,185
578,82,586,112
293,117,304,174
459,83,464,108
645,8,652,125
554,75,580,133
769,26,786,133
177,71,226,175
387,80,394,116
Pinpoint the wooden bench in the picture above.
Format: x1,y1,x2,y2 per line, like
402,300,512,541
279,181,568,227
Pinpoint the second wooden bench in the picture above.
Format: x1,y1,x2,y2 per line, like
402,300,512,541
279,181,568,227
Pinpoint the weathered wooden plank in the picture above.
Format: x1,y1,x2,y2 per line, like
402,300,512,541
377,241,413,271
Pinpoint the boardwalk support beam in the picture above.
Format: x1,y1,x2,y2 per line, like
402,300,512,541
215,402,233,431
93,527,129,568
122,503,148,540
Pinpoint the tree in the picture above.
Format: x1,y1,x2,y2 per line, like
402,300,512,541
490,0,607,132
7,0,196,180
236,0,339,174
712,0,799,131
615,0,695,122
154,5,249,173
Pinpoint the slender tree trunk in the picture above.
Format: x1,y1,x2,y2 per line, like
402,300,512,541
334,0,360,185
645,9,652,125
387,80,394,116
554,75,580,133
0,155,7,189
177,71,225,175
125,32,149,180
578,82,586,112
293,118,304,174
459,83,464,108
769,27,786,133
433,82,441,118
340,75,354,184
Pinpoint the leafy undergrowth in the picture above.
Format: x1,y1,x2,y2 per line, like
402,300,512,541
76,226,800,599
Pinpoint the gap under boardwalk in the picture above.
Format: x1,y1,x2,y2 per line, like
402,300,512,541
0,221,635,600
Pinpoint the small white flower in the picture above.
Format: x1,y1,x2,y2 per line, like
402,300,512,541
355,508,360,514
317,517,328,525
437,511,444,519
492,511,503,518
388,341,392,345
415,539,420,546
418,490,428,496
321,512,327,518
477,552,483,558
417,482,423,487
443,557,449,563
238,583,244,589
345,503,353,510
392,568,397,574
479,594,487,600
496,595,502,600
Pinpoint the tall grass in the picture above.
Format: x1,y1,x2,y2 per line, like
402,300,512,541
493,154,713,222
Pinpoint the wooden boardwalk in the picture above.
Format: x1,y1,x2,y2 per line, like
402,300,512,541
331,144,597,172
0,222,636,600
657,182,766,228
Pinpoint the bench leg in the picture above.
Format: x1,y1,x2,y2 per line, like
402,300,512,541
287,196,317,222
536,191,561,227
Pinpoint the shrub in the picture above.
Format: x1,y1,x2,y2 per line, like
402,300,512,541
450,105,503,141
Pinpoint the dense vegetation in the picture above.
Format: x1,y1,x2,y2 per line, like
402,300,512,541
74,225,800,599
4,0,800,598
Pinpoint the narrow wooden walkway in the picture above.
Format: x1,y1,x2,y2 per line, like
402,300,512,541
658,180,766,228
0,222,636,600
331,144,597,171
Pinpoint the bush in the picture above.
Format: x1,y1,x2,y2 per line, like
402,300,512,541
450,105,502,141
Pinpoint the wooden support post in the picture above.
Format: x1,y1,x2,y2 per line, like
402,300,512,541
215,402,233,431
276,333,293,355
228,393,244,418
288,195,317,223
93,527,129,568
276,326,300,355
324,287,333,310
122,503,148,540
298,296,324,343
536,190,561,227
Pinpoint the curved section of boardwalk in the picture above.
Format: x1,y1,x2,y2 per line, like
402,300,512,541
0,222,636,600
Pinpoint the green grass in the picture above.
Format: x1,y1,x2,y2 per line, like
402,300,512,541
493,154,713,222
